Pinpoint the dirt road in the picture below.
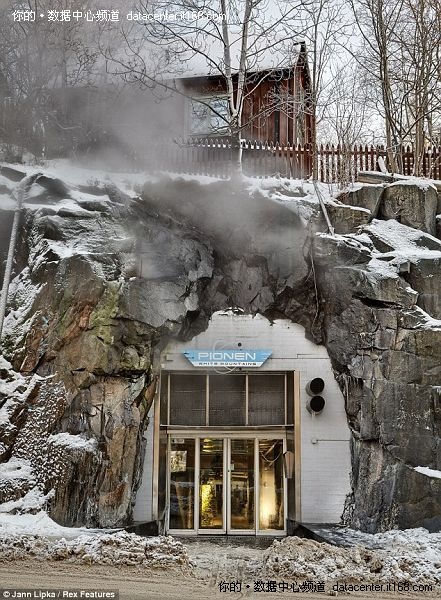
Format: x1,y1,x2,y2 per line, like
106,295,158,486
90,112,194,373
0,561,437,600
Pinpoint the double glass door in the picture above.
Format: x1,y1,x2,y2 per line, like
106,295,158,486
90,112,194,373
168,436,285,534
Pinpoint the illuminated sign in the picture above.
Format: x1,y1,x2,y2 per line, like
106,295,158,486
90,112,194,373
183,349,272,367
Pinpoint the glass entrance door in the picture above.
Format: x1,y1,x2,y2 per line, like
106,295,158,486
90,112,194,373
199,438,224,531
168,436,286,535
258,439,285,531
228,439,255,532
169,438,195,530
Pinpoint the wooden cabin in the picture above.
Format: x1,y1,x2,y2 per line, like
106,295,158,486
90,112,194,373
175,42,314,146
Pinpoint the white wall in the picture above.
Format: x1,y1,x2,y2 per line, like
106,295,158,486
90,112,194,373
138,310,351,524
297,356,351,523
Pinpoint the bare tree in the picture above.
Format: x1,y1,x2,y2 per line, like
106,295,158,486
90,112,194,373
321,61,371,186
0,0,100,157
105,0,308,173
397,0,441,175
350,0,441,175
296,0,351,179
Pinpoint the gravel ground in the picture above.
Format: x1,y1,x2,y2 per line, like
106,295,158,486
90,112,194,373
0,559,438,600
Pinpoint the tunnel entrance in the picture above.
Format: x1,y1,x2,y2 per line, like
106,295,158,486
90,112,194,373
133,311,351,535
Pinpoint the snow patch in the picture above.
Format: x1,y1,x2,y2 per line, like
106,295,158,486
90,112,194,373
0,356,13,370
0,529,188,569
0,193,16,210
47,433,97,453
23,200,97,217
366,219,441,256
410,307,441,330
0,511,100,538
28,159,148,197
360,171,438,191
414,466,441,479
188,528,441,586
367,257,400,278
0,488,54,514
264,528,441,584
0,458,33,481
325,197,371,213
155,171,224,185
388,177,437,192
2,268,43,344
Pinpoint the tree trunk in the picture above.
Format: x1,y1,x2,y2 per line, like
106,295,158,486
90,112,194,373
230,131,243,179
0,206,21,342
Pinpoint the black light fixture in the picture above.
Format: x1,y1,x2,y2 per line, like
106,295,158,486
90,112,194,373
305,377,325,414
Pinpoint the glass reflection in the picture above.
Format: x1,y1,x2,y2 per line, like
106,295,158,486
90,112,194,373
169,438,195,529
199,438,224,529
259,439,284,530
230,439,255,530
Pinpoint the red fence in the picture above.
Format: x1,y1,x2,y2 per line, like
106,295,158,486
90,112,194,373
150,139,441,182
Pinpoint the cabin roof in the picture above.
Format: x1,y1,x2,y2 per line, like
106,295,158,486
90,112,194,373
170,40,305,80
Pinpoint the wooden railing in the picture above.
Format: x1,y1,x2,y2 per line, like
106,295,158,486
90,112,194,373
147,139,441,182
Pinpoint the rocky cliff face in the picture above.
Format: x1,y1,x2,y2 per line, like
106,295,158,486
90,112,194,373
0,165,440,532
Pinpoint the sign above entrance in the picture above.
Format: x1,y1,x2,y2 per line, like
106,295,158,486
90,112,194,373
182,349,272,367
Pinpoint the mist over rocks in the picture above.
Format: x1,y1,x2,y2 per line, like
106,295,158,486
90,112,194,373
0,165,440,532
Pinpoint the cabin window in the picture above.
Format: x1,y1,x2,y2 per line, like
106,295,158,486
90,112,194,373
189,96,230,135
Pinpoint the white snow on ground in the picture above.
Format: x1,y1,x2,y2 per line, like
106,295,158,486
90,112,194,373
244,175,372,207
0,488,54,514
415,466,441,479
0,528,188,568
187,529,441,586
0,511,92,538
0,498,186,567
244,177,329,223
2,159,439,207
47,433,97,453
325,197,371,213
264,529,441,584
357,220,441,287
0,512,437,584
0,173,18,188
